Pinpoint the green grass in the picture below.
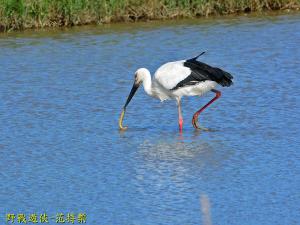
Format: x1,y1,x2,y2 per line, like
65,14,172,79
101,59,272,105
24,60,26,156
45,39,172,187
0,0,299,31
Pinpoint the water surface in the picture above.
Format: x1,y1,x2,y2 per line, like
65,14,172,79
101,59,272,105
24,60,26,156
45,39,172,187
0,12,300,225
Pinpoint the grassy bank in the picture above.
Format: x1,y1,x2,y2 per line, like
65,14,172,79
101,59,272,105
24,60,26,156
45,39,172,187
0,0,299,31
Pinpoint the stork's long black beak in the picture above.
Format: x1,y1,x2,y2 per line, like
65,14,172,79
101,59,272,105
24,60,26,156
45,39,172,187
119,82,140,131
124,82,140,109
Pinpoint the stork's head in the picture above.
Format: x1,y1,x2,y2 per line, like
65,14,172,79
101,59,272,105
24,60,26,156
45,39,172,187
134,68,150,85
123,68,150,109
118,68,150,131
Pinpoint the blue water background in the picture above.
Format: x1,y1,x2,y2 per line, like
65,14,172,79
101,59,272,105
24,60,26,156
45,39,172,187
0,13,300,225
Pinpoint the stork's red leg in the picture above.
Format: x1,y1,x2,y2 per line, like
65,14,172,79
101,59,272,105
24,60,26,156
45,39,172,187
192,89,221,130
177,98,183,132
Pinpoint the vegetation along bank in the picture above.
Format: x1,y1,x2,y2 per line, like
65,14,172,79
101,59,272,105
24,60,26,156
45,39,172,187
0,0,299,31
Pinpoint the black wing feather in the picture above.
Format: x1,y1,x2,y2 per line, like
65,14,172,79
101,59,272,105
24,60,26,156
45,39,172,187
171,55,233,90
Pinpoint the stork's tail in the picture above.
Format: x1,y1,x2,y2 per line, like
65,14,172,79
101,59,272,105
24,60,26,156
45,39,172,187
215,68,233,87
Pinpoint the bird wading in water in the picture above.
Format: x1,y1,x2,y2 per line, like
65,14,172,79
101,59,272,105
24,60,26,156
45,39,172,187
119,52,233,132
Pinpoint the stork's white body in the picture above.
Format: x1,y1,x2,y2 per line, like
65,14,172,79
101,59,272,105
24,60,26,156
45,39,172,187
142,61,218,102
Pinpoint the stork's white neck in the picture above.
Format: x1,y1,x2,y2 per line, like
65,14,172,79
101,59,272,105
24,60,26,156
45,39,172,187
142,72,154,97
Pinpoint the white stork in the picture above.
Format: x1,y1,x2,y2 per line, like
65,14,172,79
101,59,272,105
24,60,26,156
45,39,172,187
119,52,233,132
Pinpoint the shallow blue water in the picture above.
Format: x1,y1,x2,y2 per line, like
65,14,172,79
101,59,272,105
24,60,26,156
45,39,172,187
0,13,300,225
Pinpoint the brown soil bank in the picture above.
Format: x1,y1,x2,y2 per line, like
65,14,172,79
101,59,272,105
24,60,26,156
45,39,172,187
0,0,299,32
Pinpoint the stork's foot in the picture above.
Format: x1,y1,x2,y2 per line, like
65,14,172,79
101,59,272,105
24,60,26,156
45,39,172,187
192,114,210,131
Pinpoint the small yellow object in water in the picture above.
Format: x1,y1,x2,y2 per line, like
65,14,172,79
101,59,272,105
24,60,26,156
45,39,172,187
118,109,128,131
